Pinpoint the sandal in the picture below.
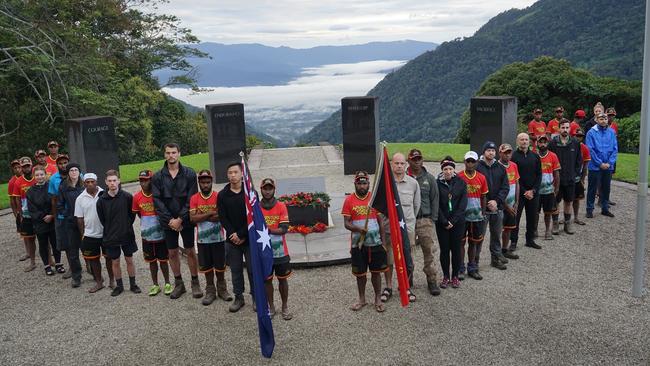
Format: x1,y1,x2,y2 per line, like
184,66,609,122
350,302,367,311
374,303,385,313
408,289,416,302
281,309,293,320
55,264,66,274
380,288,392,303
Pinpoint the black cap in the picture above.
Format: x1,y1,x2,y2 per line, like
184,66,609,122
482,141,497,152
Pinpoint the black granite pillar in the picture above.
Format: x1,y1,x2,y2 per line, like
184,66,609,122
342,96,379,175
206,103,246,183
470,97,518,153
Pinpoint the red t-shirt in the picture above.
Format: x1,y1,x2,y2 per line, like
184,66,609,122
46,155,57,166
546,119,560,138
539,151,561,195
580,143,591,162
458,170,488,222
132,190,165,242
132,191,156,217
610,121,618,135
261,201,290,258
528,120,547,138
10,175,35,217
569,121,581,136
190,191,224,244
502,162,520,208
341,193,382,247
7,175,19,198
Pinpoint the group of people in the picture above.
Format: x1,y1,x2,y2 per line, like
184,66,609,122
7,143,293,320
6,102,618,316
341,103,619,312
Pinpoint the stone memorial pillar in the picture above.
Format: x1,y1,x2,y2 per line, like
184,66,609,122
65,116,119,188
206,103,246,183
341,96,379,175
470,96,518,153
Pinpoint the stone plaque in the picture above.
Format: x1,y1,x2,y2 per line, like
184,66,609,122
342,96,379,175
206,103,246,183
275,176,326,196
469,96,518,153
65,116,119,188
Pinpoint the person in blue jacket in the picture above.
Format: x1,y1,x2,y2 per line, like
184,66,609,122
585,112,617,218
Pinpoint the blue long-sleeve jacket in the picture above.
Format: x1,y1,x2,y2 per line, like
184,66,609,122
586,124,617,171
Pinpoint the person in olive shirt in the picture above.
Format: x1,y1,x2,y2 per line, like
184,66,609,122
510,133,543,250
407,149,441,296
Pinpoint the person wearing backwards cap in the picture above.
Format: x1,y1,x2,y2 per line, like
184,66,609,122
190,169,232,306
342,171,387,312
457,151,490,280
8,159,27,261
406,148,441,296
570,110,586,137
260,177,293,319
96,170,141,296
476,141,511,271
46,141,60,166
572,130,590,225
57,163,86,287
10,157,37,271
435,157,467,289
133,170,172,296
75,172,114,293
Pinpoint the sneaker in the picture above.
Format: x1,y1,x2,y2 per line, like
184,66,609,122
55,264,66,274
586,211,594,218
602,211,615,218
169,282,186,299
468,271,483,280
427,281,441,296
45,266,55,276
458,272,465,281
163,283,173,296
130,285,142,294
111,286,124,297
440,277,450,289
191,278,203,299
490,259,507,270
503,250,519,260
525,241,542,249
229,296,245,312
148,285,161,296
451,277,460,288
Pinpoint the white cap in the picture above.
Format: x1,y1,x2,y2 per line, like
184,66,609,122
83,173,97,182
464,151,479,161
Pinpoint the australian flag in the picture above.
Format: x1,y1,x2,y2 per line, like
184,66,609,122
369,146,412,307
241,155,275,358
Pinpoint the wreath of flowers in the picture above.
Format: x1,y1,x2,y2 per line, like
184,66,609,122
288,222,328,235
278,192,330,208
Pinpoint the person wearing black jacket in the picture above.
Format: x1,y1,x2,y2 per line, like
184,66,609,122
549,120,583,235
97,170,141,296
27,165,62,276
510,133,543,250
435,157,467,289
218,162,253,312
476,141,511,269
152,143,200,299
57,163,86,288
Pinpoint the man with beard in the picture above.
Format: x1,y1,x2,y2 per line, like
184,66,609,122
536,136,561,240
342,171,387,312
406,149,441,296
572,129,591,225
190,169,232,305
260,178,293,320
549,119,582,235
510,133,542,250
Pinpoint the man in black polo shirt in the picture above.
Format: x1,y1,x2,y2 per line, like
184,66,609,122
152,143,201,299
510,133,542,250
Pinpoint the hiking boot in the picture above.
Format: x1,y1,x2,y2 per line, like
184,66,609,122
468,271,483,280
552,221,560,235
602,211,615,218
217,278,233,301
544,230,554,240
71,278,81,288
130,285,142,294
564,220,575,234
191,278,203,298
491,258,507,270
525,241,542,249
111,286,124,297
497,254,509,264
62,271,72,279
169,281,186,299
586,211,594,218
229,296,245,312
427,281,441,296
503,250,519,260
202,286,217,306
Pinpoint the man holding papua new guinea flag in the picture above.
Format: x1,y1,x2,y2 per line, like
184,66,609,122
369,146,416,307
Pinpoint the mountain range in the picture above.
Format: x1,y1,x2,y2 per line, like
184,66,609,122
300,0,645,144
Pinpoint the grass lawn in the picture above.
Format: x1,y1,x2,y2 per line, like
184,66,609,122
0,145,647,210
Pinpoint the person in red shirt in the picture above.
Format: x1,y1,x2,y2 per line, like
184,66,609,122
8,159,30,261
190,169,232,306
342,171,387,312
498,144,520,260
260,178,293,320
528,108,547,144
546,106,564,139
573,130,590,225
457,151,489,280
34,149,57,177
536,136,561,240
46,141,60,166
10,157,37,272
133,170,172,297
606,107,619,135
570,110,586,136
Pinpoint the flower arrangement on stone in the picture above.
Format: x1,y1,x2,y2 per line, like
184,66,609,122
288,222,328,235
278,192,330,208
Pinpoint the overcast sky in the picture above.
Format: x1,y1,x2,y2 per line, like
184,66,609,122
149,0,538,48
